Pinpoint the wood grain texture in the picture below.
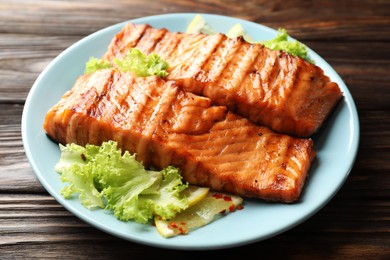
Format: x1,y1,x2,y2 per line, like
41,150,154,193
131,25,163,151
0,0,389,258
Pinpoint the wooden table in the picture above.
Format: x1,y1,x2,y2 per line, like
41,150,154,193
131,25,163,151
1,0,389,258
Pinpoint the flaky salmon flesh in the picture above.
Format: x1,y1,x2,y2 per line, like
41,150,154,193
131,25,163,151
103,23,343,137
44,69,315,203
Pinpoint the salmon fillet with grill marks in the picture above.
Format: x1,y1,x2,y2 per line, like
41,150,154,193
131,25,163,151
43,69,315,203
103,22,343,137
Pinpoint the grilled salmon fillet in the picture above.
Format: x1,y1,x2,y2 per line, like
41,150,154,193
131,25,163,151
103,22,343,137
43,69,315,202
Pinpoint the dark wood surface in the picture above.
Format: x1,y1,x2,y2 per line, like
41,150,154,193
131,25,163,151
1,0,389,258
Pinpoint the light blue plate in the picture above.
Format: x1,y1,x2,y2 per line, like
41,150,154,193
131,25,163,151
22,13,359,250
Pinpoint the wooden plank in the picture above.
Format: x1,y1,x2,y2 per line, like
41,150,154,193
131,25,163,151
0,34,79,102
0,0,389,257
0,194,388,257
0,0,389,40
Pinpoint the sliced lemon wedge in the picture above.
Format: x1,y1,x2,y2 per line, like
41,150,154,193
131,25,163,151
186,14,216,35
155,191,243,238
226,23,254,43
181,185,210,207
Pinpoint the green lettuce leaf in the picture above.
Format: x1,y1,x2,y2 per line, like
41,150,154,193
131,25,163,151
55,143,104,209
84,57,111,74
84,48,169,77
259,28,313,62
55,140,189,224
138,166,190,220
113,48,169,78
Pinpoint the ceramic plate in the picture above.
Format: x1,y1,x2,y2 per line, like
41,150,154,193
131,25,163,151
22,13,359,250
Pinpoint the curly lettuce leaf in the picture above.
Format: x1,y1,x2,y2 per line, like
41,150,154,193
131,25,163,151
84,57,111,74
259,28,313,62
84,48,169,77
113,48,169,78
138,166,190,220
55,141,189,224
55,143,104,209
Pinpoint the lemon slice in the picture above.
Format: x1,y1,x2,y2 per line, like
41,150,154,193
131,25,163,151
186,14,216,35
181,185,210,207
155,191,243,238
226,23,254,43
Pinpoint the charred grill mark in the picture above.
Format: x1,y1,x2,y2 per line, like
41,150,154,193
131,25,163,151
185,34,224,80
216,39,246,88
135,27,168,54
149,29,168,53
108,73,134,129
281,55,301,123
244,45,267,104
170,32,194,62
267,51,283,105
260,50,278,103
128,79,152,133
150,31,189,68
233,44,264,102
85,70,115,119
211,38,243,81
135,78,179,165
194,34,226,81
126,23,150,51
